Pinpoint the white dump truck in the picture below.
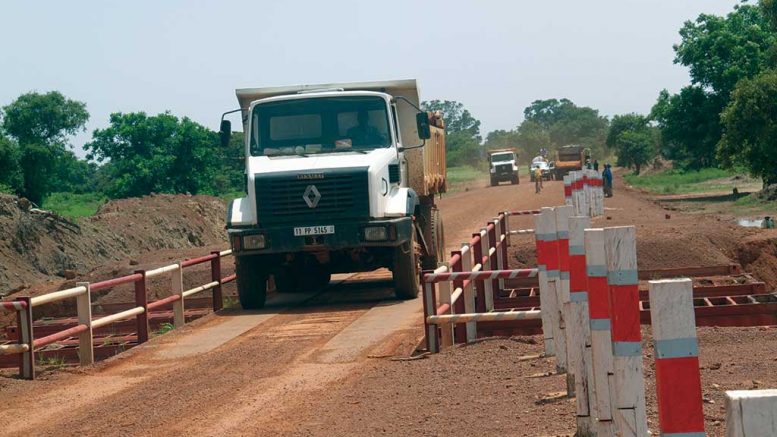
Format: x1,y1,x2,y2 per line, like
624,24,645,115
487,148,519,186
220,79,447,309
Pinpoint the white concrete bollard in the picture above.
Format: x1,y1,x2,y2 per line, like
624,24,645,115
726,390,777,436
534,207,560,358
568,216,593,434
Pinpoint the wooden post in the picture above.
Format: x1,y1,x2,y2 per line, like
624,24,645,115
585,228,616,435
534,208,557,357
649,278,705,436
423,279,439,353
76,282,94,366
473,233,486,313
452,251,466,344
134,270,150,344
569,216,593,434
481,228,494,312
603,226,647,437
726,390,777,437
16,296,34,380
172,262,185,328
461,243,477,342
555,205,573,378
210,251,223,311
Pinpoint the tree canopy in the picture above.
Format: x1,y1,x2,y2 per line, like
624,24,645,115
1,91,90,204
607,114,658,175
422,100,483,167
86,112,222,198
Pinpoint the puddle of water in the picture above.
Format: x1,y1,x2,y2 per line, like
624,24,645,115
738,217,775,228
738,218,764,228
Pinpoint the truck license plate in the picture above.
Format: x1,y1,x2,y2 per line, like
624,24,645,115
293,225,335,237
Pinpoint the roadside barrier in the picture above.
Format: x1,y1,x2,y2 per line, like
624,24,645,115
0,249,235,380
725,390,777,436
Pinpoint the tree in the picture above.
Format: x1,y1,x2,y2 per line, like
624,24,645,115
0,134,23,194
608,114,658,175
1,91,89,204
421,100,483,166
520,99,609,157
86,112,221,198
421,100,481,138
719,69,777,186
655,4,775,170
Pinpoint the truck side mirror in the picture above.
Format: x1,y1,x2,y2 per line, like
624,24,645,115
416,112,431,140
219,120,232,147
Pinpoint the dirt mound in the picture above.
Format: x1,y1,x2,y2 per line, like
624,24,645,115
734,232,777,288
0,193,228,297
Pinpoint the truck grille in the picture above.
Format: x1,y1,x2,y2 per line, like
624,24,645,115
255,168,369,225
497,164,512,173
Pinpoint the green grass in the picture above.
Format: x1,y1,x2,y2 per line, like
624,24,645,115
446,166,486,186
623,168,738,195
42,192,107,218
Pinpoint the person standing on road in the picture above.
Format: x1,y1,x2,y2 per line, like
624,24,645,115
534,167,543,194
593,159,599,172
602,163,613,197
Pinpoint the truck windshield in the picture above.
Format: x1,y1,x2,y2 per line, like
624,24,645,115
250,96,391,156
491,153,513,163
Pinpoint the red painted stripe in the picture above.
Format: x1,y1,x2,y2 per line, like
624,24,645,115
609,284,641,342
181,253,218,267
588,277,609,319
537,240,560,271
569,255,587,291
558,238,570,272
91,273,143,291
564,185,572,196
655,357,705,433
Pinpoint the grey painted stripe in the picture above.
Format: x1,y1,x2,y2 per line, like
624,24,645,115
538,265,547,272
612,341,642,357
536,232,557,242
557,231,569,239
546,270,560,278
587,265,607,277
570,291,588,302
607,269,638,285
663,433,705,437
655,337,699,359
569,245,585,255
590,318,610,330
560,271,570,280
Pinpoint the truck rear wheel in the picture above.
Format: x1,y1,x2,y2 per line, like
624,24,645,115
393,231,419,299
421,207,445,270
235,256,268,309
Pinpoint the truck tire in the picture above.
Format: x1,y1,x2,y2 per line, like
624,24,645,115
235,256,268,309
490,177,497,187
511,174,519,185
393,231,419,299
421,207,445,270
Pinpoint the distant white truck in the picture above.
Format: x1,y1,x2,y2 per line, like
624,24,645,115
220,80,447,309
529,156,553,182
488,149,519,186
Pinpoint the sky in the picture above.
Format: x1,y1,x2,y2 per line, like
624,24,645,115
0,0,739,157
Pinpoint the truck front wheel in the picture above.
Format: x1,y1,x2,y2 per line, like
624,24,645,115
393,231,420,299
235,256,268,309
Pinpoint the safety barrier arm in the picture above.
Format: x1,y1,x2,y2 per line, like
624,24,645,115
0,249,235,380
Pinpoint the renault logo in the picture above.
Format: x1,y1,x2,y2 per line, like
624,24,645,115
303,185,321,208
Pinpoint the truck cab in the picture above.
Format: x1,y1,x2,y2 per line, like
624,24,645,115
222,80,446,309
488,149,519,186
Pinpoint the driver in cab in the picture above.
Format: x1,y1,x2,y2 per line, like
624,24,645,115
347,111,385,146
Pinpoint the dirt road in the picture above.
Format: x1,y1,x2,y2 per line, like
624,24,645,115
1,174,774,436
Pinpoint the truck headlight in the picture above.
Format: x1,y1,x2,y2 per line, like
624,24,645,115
243,234,267,250
363,225,396,242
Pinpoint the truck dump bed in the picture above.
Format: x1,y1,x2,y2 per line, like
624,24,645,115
235,79,446,197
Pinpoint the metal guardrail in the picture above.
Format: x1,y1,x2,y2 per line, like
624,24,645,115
0,249,234,380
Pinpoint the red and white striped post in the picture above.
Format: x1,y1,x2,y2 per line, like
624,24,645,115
460,243,477,342
535,207,565,362
172,262,185,328
472,232,486,313
134,270,150,344
603,226,647,436
488,222,500,296
499,213,510,270
555,205,573,376
568,216,593,433
480,228,494,311
584,228,616,434
452,250,467,344
15,296,34,379
649,278,705,436
563,175,573,206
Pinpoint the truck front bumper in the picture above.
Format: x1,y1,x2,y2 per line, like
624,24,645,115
227,216,413,256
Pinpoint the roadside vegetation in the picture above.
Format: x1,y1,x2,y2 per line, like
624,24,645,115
42,192,107,218
623,168,740,195
446,166,486,190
